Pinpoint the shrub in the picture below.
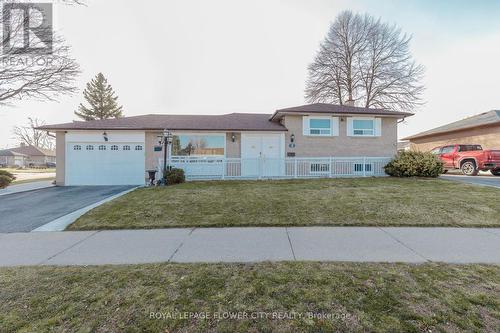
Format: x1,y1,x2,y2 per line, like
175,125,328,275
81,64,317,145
164,167,185,185
0,170,16,180
384,151,444,178
0,175,13,189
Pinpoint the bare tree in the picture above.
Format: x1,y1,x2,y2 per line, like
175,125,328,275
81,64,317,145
306,11,424,112
12,117,55,150
0,1,81,106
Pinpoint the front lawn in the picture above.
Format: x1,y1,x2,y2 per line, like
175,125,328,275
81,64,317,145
70,178,500,230
0,263,498,332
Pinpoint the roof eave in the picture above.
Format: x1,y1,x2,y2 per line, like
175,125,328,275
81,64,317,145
36,126,287,132
270,110,413,121
403,122,500,141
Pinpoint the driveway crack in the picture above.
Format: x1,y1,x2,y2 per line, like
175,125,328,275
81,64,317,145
38,231,101,265
285,227,296,261
378,227,431,263
168,228,195,262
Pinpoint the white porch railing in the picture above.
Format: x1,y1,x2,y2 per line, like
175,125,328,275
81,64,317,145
159,156,391,180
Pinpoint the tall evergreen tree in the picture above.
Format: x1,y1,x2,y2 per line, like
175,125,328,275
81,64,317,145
75,73,123,121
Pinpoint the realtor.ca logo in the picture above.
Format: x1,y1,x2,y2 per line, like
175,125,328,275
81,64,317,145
2,2,53,55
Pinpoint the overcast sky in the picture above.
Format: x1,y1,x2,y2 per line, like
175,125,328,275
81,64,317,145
1,0,500,148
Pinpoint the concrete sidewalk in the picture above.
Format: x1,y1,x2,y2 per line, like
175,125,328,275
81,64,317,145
1,227,499,266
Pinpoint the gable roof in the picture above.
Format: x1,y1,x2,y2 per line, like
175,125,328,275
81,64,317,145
270,103,413,120
404,110,500,140
37,113,287,132
6,145,55,157
0,149,29,157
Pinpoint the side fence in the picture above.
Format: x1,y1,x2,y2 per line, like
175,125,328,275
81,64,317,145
159,156,391,180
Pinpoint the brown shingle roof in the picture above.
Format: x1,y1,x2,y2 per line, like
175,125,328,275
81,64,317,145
403,110,500,140
270,103,413,120
7,145,55,157
37,113,287,132
0,149,29,157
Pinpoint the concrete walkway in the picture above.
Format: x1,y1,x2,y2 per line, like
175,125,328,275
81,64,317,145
1,227,499,266
0,180,54,196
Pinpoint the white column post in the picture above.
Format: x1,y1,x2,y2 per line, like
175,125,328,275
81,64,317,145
222,158,225,180
294,158,298,178
258,156,262,180
329,157,333,178
363,157,366,177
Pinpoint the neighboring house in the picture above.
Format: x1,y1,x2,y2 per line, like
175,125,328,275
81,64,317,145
38,103,412,185
0,144,56,167
397,141,411,152
404,110,500,151
0,150,29,167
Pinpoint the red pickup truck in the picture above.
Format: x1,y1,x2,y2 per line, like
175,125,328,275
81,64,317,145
430,144,500,176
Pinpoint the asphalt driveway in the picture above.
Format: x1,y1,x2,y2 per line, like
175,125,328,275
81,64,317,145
441,174,500,188
0,186,134,233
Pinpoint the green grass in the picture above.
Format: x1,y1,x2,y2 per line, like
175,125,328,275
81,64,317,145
0,263,498,332
70,178,500,230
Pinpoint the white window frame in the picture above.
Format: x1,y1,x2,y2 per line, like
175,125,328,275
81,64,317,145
303,116,339,137
348,117,382,137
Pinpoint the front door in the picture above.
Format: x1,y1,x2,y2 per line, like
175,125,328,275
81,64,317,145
241,134,284,177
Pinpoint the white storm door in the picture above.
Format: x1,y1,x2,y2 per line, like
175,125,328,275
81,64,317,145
241,134,284,177
261,135,283,177
241,135,261,177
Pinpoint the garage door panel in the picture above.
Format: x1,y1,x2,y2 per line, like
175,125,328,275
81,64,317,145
66,143,145,185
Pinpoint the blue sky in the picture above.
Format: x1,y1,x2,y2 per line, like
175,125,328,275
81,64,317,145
1,0,499,147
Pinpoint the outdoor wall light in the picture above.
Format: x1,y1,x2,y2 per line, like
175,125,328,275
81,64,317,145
164,129,173,144
231,133,236,142
290,134,295,143
103,132,108,142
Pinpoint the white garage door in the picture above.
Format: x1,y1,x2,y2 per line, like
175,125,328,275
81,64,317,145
66,143,145,185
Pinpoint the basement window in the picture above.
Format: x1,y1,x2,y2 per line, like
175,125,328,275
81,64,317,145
311,163,330,173
354,163,373,173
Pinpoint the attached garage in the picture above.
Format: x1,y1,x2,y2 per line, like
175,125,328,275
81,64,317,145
65,131,146,185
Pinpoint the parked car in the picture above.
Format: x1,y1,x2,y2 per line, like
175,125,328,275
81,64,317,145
430,144,500,176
